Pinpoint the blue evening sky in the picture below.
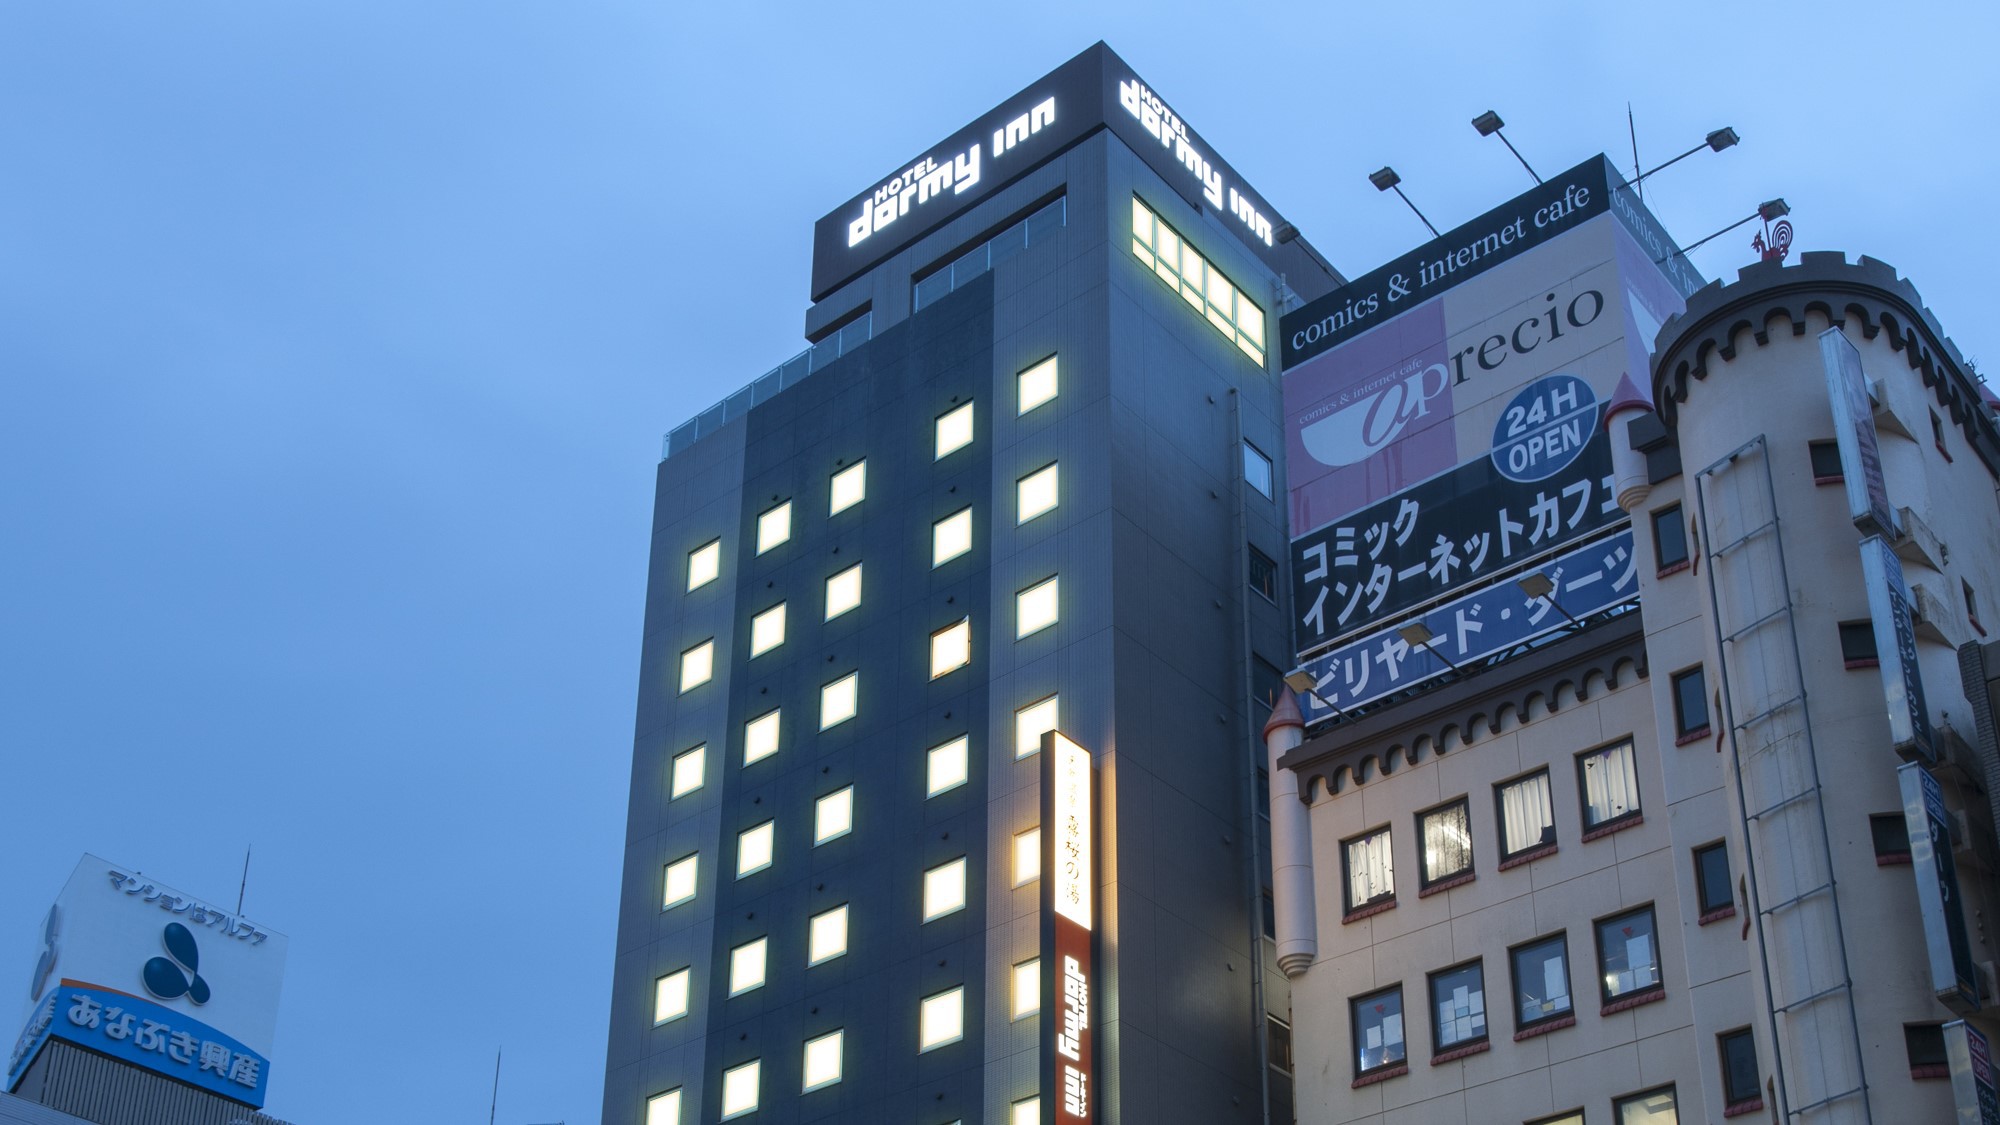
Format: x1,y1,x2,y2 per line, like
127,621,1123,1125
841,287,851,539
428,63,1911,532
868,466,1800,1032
3,2,1993,1120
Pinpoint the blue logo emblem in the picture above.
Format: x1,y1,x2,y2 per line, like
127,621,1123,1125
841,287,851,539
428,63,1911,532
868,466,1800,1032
142,923,210,1005
1491,374,1600,483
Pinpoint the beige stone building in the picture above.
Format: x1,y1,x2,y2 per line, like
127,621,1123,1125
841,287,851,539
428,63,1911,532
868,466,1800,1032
1267,253,2000,1124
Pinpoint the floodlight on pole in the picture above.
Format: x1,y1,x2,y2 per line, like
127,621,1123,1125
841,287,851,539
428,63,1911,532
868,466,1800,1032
1514,573,1583,627
1629,126,1739,189
1397,621,1462,672
1471,110,1541,184
1369,166,1440,238
1656,198,1790,265
1283,669,1352,723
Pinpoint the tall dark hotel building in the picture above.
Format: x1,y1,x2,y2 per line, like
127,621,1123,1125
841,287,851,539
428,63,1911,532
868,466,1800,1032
601,44,1339,1125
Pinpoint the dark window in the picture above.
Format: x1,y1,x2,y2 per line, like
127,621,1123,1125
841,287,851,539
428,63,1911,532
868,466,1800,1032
1809,439,1844,480
1261,889,1276,939
1596,906,1662,1002
1907,1023,1948,1069
1510,934,1572,1030
1719,1028,1761,1105
1967,580,1983,632
1249,544,1278,602
1651,504,1689,571
1342,828,1395,913
1672,666,1709,740
1694,842,1734,914
1613,1086,1679,1124
1266,1014,1292,1074
1428,961,1488,1053
1418,799,1474,887
1350,987,1405,1077
1497,771,1556,860
1526,1114,1585,1125
1577,740,1641,831
1872,813,1912,860
1933,409,1949,453
1243,441,1274,499
1838,621,1878,665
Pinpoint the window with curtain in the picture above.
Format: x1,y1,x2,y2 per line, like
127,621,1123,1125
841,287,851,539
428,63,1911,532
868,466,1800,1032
1343,828,1394,912
1497,771,1556,859
1419,799,1473,887
1577,740,1640,830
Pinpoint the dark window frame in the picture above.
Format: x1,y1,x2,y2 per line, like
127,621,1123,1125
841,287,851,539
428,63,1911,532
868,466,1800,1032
1651,503,1690,574
1671,665,1710,743
1341,825,1397,915
1838,620,1879,668
1612,1085,1679,1123
1871,812,1913,864
1575,738,1642,834
1243,440,1274,499
1416,797,1475,890
1495,769,1558,863
1509,932,1574,1034
1693,841,1735,918
1967,579,1985,636
1594,904,1663,1005
1808,439,1844,482
1719,1027,1762,1107
1427,959,1489,1055
1907,1022,1949,1078
1266,1014,1293,1075
1248,543,1279,603
1349,985,1407,1079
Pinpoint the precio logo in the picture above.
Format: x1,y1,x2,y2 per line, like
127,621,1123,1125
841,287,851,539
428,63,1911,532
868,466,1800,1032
142,923,211,1005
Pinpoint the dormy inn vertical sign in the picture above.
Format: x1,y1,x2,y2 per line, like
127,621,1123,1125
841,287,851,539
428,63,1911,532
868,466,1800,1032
1042,731,1096,1124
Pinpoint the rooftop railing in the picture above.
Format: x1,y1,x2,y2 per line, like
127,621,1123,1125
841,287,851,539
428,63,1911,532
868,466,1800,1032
660,311,874,461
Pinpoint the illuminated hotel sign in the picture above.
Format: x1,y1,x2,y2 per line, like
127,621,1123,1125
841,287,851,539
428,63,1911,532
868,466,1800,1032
1042,731,1095,1124
811,42,1296,301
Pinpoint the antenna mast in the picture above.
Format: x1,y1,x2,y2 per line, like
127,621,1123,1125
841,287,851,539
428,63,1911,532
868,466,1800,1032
235,846,251,914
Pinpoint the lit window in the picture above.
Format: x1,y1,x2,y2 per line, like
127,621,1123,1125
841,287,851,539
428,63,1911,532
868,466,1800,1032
654,968,690,1024
662,853,698,910
815,787,853,845
1017,462,1059,524
1510,933,1573,1031
756,500,792,555
728,936,768,996
808,903,848,966
1428,961,1487,1052
935,402,975,460
1613,1086,1679,1125
1013,826,1040,887
669,744,705,799
1596,905,1661,1001
1343,827,1394,913
736,821,774,879
749,602,786,657
744,709,781,766
820,672,858,729
1497,770,1556,859
687,540,720,592
1242,441,1273,499
801,1029,844,1093
1131,195,1266,365
829,460,867,515
825,562,862,621
1011,1098,1040,1125
678,639,714,693
719,1059,760,1120
919,985,965,1051
1578,740,1641,830
1418,799,1472,888
645,1089,681,1125
1012,958,1040,1019
933,507,973,567
1016,576,1059,638
927,735,970,797
931,618,971,679
923,856,967,922
1018,355,1059,415
1349,985,1405,1077
1015,694,1058,758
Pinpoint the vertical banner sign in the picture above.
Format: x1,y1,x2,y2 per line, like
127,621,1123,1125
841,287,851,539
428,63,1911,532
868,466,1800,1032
1042,731,1095,1125
1945,1020,2000,1124
1820,328,1901,539
1862,535,1936,761
1899,762,1980,1013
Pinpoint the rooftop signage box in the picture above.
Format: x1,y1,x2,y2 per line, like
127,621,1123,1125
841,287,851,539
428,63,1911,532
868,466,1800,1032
8,855,289,1108
810,42,1294,301
1278,157,1695,669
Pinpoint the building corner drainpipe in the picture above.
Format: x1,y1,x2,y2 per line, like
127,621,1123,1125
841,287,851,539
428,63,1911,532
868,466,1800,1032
1265,689,1318,978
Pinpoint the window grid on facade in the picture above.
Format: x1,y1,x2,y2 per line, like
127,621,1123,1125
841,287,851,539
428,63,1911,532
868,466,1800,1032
923,856,967,921
927,735,970,797
815,786,853,845
825,561,862,620
935,401,975,460
1428,961,1487,1053
1018,354,1059,415
931,618,971,679
1248,544,1278,602
1012,958,1040,1019
1651,504,1689,571
1017,461,1060,524
1496,770,1556,859
828,460,867,515
1694,842,1734,915
1510,934,1572,1030
919,986,965,1051
1016,575,1059,638
686,540,720,592
801,1029,843,1093
1418,799,1473,888
653,967,690,1025
744,708,781,766
728,936,768,996
1015,694,1058,758
1808,439,1845,480
1242,440,1274,498
670,744,705,799
645,1088,681,1125
736,821,774,879
1838,620,1879,665
820,672,858,729
662,853,698,910
1130,196,1267,365
807,903,848,966
1349,985,1405,1077
1013,826,1040,887
1612,1085,1678,1125
1011,1097,1039,1125
749,602,786,657
1342,827,1394,913
1672,666,1710,739
1596,905,1662,1002
1719,1028,1761,1107
756,500,792,555
1577,739,1641,831
678,639,714,693
933,506,973,567
1872,813,1913,861
719,1059,760,1120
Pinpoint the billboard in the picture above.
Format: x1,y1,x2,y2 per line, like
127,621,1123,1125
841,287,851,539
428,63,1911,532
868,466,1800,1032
1042,731,1095,1125
1945,1020,2000,1124
1280,156,1694,660
8,855,288,1107
1900,762,1980,1014
810,42,1295,301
